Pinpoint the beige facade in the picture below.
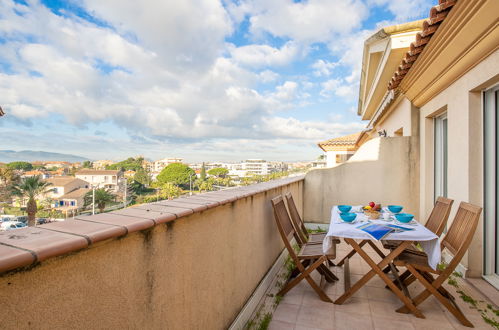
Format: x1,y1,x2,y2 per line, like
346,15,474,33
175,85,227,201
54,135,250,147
75,169,122,192
354,0,499,279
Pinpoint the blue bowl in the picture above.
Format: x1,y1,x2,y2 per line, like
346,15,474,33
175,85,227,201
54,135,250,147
395,213,414,223
338,205,352,213
340,212,357,223
388,205,403,214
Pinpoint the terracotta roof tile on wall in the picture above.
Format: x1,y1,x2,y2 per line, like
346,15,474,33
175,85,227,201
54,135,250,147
318,132,362,147
388,0,457,90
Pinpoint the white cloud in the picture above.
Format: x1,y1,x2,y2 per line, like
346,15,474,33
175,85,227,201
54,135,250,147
311,59,338,77
229,41,303,68
261,116,364,140
231,0,368,42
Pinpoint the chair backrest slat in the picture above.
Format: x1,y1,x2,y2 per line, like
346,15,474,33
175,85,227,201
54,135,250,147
442,202,482,257
271,196,297,244
284,192,308,245
426,196,454,236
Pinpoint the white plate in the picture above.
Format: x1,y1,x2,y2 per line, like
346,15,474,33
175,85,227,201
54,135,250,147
395,219,418,226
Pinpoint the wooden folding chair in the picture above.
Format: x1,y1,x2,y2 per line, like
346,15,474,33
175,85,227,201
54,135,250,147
393,202,482,327
272,196,337,302
383,197,454,279
284,192,340,247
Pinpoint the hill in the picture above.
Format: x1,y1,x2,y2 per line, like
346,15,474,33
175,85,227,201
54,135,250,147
0,150,90,163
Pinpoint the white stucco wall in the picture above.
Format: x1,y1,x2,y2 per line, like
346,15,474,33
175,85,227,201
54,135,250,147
418,50,499,276
376,97,417,137
304,137,420,224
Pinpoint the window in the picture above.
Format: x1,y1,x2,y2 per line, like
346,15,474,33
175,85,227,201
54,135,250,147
483,84,499,287
434,113,448,200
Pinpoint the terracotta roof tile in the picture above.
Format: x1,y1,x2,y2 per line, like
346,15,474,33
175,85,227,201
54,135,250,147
388,0,457,90
0,227,88,262
0,244,36,272
41,220,126,244
318,132,362,148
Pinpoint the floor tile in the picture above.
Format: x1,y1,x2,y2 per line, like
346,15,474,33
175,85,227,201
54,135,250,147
334,297,371,316
372,317,415,330
335,310,374,330
273,303,301,323
295,305,334,329
368,300,410,322
268,320,296,330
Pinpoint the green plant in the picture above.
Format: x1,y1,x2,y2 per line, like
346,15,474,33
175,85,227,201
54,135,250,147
84,188,116,213
156,163,195,187
257,313,272,330
10,175,53,226
208,167,229,178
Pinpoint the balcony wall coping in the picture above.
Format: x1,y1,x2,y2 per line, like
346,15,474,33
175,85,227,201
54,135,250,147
0,175,304,274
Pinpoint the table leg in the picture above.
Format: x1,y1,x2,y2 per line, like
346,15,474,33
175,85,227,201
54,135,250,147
335,239,425,319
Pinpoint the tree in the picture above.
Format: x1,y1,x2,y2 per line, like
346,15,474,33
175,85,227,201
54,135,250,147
106,157,144,171
200,162,207,181
7,161,33,171
11,176,53,226
84,188,115,213
82,160,93,168
133,168,151,186
0,167,20,201
208,167,229,178
156,163,195,187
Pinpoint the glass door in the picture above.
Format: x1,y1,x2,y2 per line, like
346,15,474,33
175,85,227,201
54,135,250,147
434,113,448,201
484,85,499,287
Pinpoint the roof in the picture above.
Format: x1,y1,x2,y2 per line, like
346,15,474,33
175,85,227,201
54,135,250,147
60,188,90,200
388,0,457,90
46,177,87,186
75,169,120,176
318,133,362,151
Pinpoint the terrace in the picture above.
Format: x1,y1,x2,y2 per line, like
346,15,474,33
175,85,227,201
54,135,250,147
0,136,496,329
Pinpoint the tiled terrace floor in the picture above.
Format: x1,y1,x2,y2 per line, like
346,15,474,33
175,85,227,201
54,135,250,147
269,241,495,330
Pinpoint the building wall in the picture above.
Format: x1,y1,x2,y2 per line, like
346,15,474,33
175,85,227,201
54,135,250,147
418,50,499,276
304,136,419,223
375,97,416,137
0,179,303,329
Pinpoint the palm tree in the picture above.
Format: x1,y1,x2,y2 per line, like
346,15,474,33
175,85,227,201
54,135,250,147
11,176,52,226
84,188,115,213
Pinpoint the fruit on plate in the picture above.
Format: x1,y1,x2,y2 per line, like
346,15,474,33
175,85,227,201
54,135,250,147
369,201,375,208
363,205,372,210
374,204,382,211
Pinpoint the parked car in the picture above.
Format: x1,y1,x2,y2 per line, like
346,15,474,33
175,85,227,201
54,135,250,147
36,218,48,225
0,221,27,231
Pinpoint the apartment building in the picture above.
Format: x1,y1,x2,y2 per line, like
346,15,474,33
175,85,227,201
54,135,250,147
355,0,499,282
75,169,123,192
153,158,183,173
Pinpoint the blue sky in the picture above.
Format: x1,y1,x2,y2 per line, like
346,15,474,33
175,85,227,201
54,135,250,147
0,0,433,162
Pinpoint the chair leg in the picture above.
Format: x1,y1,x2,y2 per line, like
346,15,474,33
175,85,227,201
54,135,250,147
396,265,474,327
317,263,339,282
337,240,368,266
278,257,333,303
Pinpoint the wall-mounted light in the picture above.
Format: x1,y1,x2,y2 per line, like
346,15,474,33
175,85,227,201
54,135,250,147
378,129,387,137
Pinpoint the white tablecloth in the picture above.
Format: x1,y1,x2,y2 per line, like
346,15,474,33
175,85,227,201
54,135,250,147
323,206,441,270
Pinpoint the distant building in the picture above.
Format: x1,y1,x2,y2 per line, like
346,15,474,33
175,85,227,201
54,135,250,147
75,169,122,192
45,177,89,199
92,160,115,170
22,170,51,179
318,133,361,168
153,158,183,173
55,187,90,211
